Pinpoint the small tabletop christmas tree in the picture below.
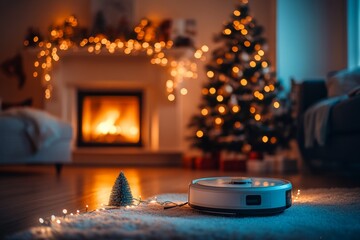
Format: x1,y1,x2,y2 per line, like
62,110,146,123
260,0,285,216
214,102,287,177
108,171,134,206
188,0,293,159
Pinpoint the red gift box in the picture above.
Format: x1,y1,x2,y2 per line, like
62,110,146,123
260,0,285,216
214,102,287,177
220,159,247,172
182,156,196,169
248,151,263,160
195,154,219,170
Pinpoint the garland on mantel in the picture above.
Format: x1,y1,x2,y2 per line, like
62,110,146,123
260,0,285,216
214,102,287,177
24,16,208,101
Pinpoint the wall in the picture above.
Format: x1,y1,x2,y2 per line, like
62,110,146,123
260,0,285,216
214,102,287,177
277,0,347,90
0,0,275,154
348,0,360,69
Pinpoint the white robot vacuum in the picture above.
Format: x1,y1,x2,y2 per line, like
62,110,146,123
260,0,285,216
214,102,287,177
188,177,292,215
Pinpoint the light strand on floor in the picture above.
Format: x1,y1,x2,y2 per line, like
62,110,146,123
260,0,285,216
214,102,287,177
293,189,301,202
38,189,300,227
133,196,189,209
38,195,188,227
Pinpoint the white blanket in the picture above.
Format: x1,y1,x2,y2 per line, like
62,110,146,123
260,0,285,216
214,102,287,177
304,95,347,148
1,107,64,151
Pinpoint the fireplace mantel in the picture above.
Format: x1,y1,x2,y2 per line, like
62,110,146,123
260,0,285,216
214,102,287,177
45,50,186,165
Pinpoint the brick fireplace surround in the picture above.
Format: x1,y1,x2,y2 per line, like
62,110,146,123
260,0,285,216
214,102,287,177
44,50,184,166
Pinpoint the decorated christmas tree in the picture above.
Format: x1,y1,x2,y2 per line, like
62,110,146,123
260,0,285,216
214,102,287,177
108,171,134,206
188,1,293,159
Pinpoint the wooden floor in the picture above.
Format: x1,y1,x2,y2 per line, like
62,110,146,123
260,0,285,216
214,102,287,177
1,165,360,237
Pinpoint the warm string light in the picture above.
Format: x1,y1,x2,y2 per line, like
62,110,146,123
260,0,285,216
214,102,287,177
168,94,176,102
273,101,280,109
37,196,188,228
223,28,232,35
216,95,224,102
194,45,208,60
240,78,248,86
207,70,214,78
232,105,240,113
234,121,242,128
196,130,204,138
218,105,226,114
132,196,188,209
270,137,277,144
165,44,208,100
166,58,201,100
38,205,91,227
62,209,67,219
293,189,301,202
254,113,261,121
29,16,208,102
215,117,223,125
209,87,216,95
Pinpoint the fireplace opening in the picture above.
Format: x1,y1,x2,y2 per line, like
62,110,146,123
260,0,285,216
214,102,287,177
77,90,143,147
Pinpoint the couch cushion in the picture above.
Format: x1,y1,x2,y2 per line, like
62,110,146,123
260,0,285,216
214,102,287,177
0,107,72,150
0,116,36,160
331,94,360,134
0,114,73,164
326,67,360,97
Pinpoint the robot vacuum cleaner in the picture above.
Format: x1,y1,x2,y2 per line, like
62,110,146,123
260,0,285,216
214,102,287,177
188,177,292,215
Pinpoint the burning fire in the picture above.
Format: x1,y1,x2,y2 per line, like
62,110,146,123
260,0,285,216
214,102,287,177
81,96,140,144
95,110,139,138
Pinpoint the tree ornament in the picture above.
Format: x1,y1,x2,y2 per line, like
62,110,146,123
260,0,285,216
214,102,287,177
224,84,233,94
240,52,250,61
108,171,134,207
230,94,238,105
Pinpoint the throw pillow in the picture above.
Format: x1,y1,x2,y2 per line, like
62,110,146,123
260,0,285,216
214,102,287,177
326,67,360,97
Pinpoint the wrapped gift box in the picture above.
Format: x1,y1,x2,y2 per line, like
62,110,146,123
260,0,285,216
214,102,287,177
220,159,247,172
219,152,247,171
183,156,196,169
195,155,219,170
247,159,267,174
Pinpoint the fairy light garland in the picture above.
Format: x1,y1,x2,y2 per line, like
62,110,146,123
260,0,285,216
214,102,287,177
26,15,208,101
37,195,190,227
293,189,301,202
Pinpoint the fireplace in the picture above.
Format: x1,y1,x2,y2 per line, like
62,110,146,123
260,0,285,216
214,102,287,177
77,90,143,147
42,52,184,165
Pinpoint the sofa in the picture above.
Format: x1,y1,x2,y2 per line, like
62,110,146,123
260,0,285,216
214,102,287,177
0,107,73,174
296,67,360,171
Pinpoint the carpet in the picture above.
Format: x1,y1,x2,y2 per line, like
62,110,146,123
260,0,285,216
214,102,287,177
8,188,360,240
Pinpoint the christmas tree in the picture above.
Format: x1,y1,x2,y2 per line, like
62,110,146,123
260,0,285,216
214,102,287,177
188,0,292,158
108,171,134,206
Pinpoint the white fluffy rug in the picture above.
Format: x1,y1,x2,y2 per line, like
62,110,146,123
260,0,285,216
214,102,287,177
8,188,360,239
